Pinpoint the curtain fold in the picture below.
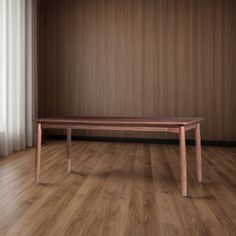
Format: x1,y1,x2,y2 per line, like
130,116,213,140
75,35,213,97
0,0,37,156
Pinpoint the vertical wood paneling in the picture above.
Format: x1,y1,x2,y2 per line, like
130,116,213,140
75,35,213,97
38,0,236,141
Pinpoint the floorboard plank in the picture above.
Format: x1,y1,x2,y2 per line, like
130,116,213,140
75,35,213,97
0,141,235,236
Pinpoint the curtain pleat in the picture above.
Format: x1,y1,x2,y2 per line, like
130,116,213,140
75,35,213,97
0,0,37,156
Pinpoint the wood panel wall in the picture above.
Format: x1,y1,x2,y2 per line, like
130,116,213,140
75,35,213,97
38,0,236,141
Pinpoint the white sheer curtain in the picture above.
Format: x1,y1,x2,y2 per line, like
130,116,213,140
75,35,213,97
0,0,37,156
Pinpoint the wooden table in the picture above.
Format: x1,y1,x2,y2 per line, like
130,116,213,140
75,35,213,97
35,117,203,196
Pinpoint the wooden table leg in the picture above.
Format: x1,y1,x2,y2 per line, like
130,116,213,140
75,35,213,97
195,123,202,182
35,122,42,183
179,126,187,197
67,128,72,173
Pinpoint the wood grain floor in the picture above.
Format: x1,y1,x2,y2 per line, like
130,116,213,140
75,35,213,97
0,141,235,236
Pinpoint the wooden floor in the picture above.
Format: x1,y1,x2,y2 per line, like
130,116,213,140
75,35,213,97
0,141,235,236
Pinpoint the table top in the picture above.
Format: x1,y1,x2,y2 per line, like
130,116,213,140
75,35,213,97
38,117,203,127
